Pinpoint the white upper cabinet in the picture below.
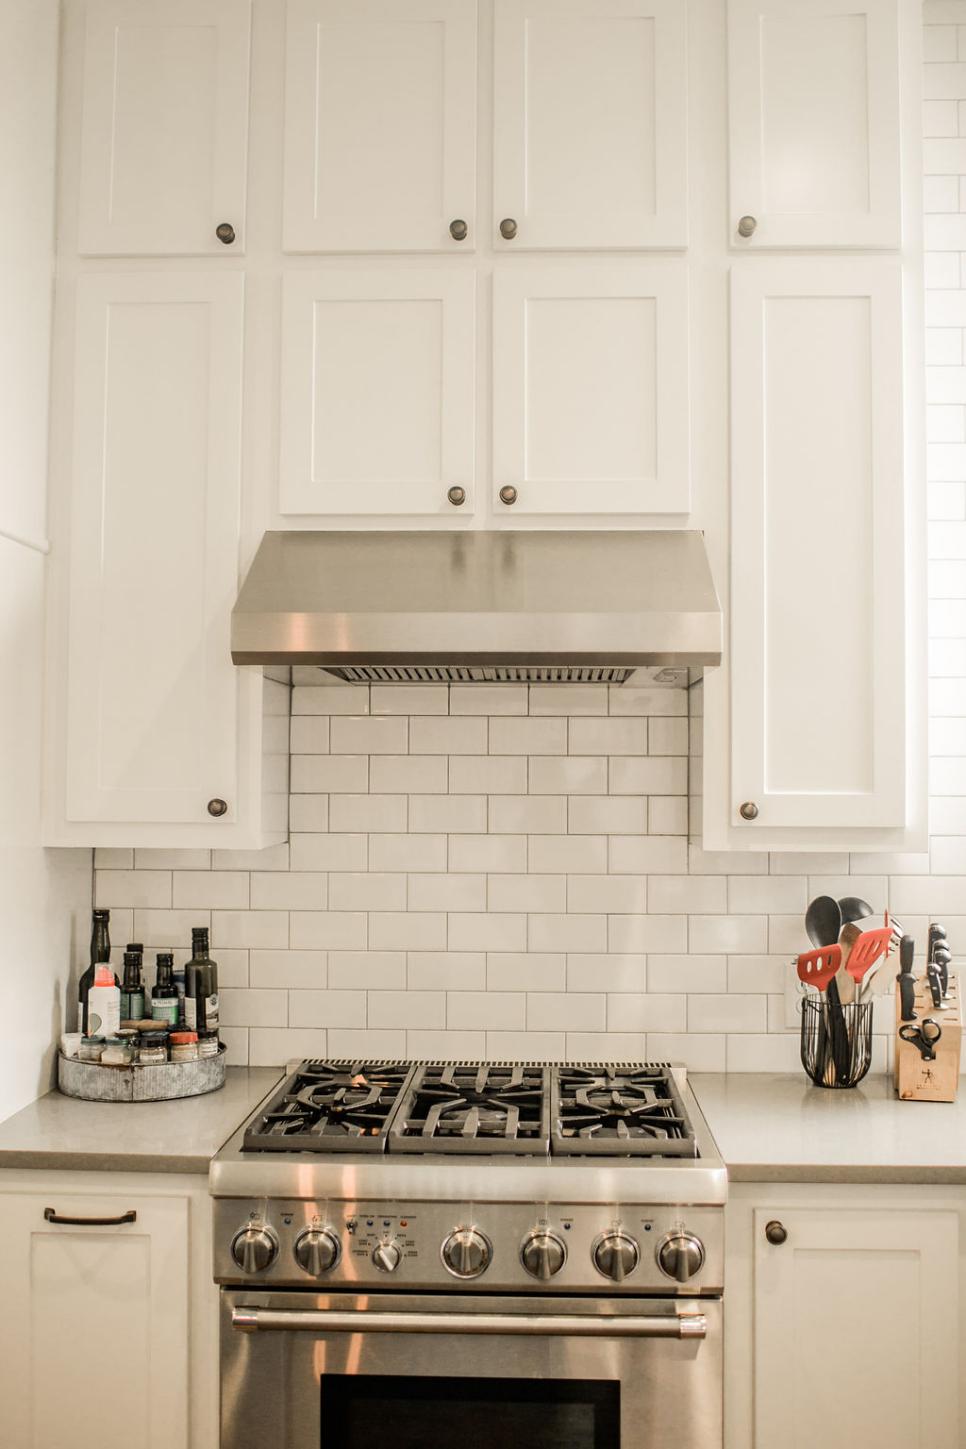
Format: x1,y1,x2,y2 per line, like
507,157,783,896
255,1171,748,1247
279,268,476,515
283,0,477,252
76,0,251,256
493,0,688,250
62,273,245,829
493,261,689,515
730,257,906,830
728,0,901,248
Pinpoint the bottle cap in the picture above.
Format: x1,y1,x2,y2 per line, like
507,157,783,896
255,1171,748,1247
93,965,115,986
156,951,174,967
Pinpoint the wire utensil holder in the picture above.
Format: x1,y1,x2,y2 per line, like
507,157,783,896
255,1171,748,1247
800,997,874,1088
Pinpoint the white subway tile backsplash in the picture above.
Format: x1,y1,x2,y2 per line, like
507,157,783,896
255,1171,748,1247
369,912,447,951
610,757,687,795
450,755,528,794
290,912,367,950
409,873,486,912
330,715,408,754
567,874,646,914
328,952,406,989
450,912,527,952
329,873,407,912
450,685,527,715
410,716,487,754
290,833,367,871
449,834,527,873
250,1028,325,1066
370,685,448,716
409,952,487,990
251,950,326,989
529,756,608,795
570,796,648,835
410,794,486,833
329,795,408,833
369,833,447,872
447,992,526,1030
529,835,607,874
370,756,447,794
527,993,606,1031
289,717,330,754
368,992,445,1030
489,953,566,992
250,872,325,910
566,954,645,992
95,871,172,910
569,718,646,756
648,875,726,915
291,755,368,793
489,717,567,755
289,990,367,1028
648,955,727,993
488,874,567,913
609,914,687,953
490,795,567,834
529,914,606,953
608,994,686,1033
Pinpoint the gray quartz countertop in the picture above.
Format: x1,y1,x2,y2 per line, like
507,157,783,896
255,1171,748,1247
692,1072,966,1184
0,1067,282,1174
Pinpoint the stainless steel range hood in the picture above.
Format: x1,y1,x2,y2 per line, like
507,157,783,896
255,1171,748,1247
231,530,722,685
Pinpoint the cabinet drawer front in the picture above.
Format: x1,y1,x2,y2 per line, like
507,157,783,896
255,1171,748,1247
279,268,476,516
494,0,687,249
493,260,689,515
753,1207,958,1449
728,0,901,248
65,273,244,825
77,0,251,255
283,0,477,253
730,257,905,829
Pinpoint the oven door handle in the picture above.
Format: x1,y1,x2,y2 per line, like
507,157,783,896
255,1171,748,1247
231,1308,708,1340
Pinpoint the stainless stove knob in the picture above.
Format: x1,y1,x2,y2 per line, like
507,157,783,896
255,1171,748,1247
442,1227,492,1279
592,1231,639,1282
231,1224,278,1274
657,1231,705,1283
294,1227,340,1277
372,1240,401,1274
521,1229,566,1280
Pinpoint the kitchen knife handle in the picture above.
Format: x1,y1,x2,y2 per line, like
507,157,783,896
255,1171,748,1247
898,973,917,1023
899,934,915,974
927,966,943,1009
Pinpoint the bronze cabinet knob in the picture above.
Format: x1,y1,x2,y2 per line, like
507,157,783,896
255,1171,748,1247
499,218,518,240
215,222,236,245
499,485,518,505
447,486,466,506
207,798,229,817
738,801,759,821
737,215,757,238
449,218,468,241
764,1220,787,1246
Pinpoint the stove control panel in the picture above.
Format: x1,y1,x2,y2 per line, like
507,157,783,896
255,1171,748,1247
215,1200,723,1294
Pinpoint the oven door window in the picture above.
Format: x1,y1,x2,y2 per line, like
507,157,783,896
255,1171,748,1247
322,1375,620,1449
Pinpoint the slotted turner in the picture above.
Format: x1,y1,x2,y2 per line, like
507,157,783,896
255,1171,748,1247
844,925,893,995
796,945,842,992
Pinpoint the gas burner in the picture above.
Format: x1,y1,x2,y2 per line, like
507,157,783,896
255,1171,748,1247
552,1065,697,1158
390,1063,551,1154
243,1061,415,1153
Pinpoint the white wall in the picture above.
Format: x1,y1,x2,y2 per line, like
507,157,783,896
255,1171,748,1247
0,0,91,1121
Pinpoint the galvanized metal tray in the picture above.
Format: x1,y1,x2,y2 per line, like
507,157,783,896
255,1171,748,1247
57,1044,226,1102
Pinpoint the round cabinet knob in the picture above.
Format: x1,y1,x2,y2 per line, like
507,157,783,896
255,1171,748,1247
294,1227,340,1276
737,215,757,238
447,485,466,507
207,798,229,818
215,222,236,245
372,1240,401,1274
657,1231,705,1284
449,218,468,241
764,1220,788,1246
499,485,518,506
441,1227,492,1280
231,1224,278,1274
499,217,518,240
592,1231,639,1283
738,801,759,821
521,1229,567,1281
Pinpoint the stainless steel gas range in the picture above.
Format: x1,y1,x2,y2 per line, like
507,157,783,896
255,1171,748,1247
212,1060,727,1449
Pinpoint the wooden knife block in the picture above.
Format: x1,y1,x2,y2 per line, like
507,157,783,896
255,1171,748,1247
894,974,961,1102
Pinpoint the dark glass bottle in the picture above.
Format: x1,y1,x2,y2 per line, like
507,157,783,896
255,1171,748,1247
185,927,219,1033
150,952,180,1027
120,948,145,1022
78,909,114,1035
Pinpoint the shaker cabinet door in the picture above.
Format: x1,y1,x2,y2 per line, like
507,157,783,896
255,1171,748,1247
753,1207,958,1449
493,0,687,250
283,0,477,252
493,262,689,516
730,257,906,830
76,0,251,255
0,1189,190,1449
64,273,244,827
279,268,476,515
728,0,901,248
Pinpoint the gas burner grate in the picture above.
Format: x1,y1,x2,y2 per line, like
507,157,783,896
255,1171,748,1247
243,1061,416,1153
389,1062,551,1155
551,1064,697,1158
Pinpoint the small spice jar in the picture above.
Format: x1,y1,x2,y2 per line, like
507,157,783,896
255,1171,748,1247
138,1030,168,1065
78,1036,105,1062
169,1031,199,1063
101,1037,134,1066
197,1030,220,1059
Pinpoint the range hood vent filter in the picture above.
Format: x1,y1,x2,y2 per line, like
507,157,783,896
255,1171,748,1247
322,664,637,686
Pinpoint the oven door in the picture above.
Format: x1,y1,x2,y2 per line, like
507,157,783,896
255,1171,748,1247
220,1290,721,1449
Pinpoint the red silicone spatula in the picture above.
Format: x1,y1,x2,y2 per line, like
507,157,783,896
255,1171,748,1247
844,925,893,994
796,944,842,992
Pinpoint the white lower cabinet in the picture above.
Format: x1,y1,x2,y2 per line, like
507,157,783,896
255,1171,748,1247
0,1171,218,1449
726,1184,962,1449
